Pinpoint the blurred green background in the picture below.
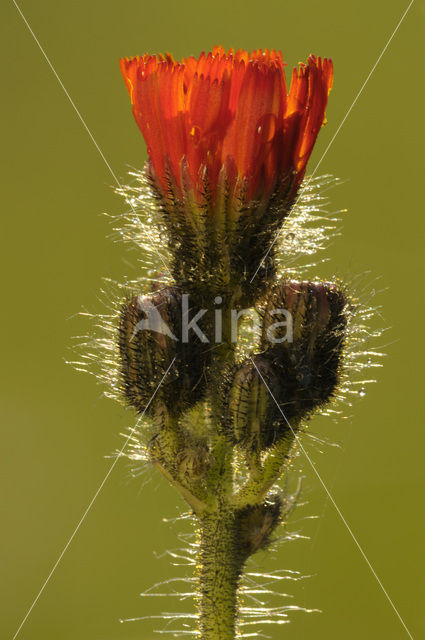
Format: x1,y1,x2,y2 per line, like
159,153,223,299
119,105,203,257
2,0,424,638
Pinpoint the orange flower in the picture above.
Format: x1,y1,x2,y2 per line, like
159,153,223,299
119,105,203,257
120,47,333,206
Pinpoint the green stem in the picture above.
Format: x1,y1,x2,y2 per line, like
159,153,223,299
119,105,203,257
197,509,243,640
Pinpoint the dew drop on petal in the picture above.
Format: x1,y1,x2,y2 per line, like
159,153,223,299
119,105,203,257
257,113,277,142
190,125,201,144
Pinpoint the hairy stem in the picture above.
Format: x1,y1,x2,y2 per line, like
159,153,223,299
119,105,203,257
197,509,243,640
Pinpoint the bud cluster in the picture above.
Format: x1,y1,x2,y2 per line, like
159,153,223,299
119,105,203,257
116,262,349,534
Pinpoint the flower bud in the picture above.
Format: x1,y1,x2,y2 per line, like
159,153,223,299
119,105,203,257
236,494,283,558
262,280,348,419
118,286,210,416
222,355,292,450
176,442,212,481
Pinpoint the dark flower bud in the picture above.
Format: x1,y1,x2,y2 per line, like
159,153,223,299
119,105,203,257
236,494,283,559
176,442,212,481
118,286,210,416
222,355,293,450
262,280,348,419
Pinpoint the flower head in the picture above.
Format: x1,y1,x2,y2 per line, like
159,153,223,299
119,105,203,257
120,47,333,205
262,280,348,419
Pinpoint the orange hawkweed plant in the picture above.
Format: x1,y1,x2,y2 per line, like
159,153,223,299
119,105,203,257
83,47,376,639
